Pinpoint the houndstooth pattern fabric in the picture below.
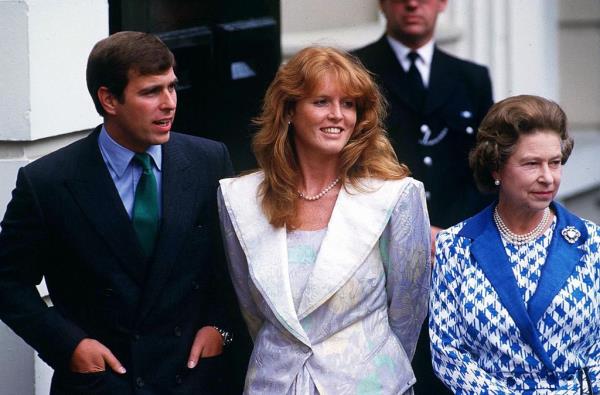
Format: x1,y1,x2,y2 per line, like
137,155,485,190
504,218,556,303
430,205,600,395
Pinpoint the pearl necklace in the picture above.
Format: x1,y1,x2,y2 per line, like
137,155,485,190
493,206,550,246
298,177,340,201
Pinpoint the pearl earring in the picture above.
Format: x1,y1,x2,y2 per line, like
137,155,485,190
494,179,500,186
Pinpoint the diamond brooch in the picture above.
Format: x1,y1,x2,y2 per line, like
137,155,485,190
561,226,581,244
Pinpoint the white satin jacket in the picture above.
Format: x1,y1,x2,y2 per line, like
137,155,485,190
218,172,430,394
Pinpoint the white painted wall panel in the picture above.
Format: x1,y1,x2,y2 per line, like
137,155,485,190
28,0,106,140
0,1,31,140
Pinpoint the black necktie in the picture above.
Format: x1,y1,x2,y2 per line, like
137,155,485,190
132,153,159,257
407,51,426,110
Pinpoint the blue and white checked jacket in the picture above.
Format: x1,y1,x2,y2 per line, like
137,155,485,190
430,202,600,394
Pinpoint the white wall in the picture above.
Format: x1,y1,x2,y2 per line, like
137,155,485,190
1,0,32,140
556,0,600,200
280,0,383,57
0,0,105,141
558,0,600,130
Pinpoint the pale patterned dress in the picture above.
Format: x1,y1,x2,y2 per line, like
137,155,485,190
286,228,327,395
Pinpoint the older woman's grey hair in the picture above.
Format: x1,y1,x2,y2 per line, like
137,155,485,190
469,94,574,194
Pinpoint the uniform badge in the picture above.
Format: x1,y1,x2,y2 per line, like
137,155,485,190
561,226,581,244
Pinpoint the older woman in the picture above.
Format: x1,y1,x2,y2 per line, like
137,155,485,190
218,47,430,394
429,95,600,394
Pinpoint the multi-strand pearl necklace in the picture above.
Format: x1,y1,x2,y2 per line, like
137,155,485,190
493,206,550,246
298,177,340,201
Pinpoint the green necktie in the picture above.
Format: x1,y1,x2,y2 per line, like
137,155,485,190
132,153,159,257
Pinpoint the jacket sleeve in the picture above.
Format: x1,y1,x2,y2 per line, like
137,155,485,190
383,180,431,360
0,167,87,370
429,230,511,395
217,188,264,340
203,142,237,331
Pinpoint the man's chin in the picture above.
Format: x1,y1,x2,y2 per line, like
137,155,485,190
154,131,171,145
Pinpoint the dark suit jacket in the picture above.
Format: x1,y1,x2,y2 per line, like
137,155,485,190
0,127,248,394
354,36,493,229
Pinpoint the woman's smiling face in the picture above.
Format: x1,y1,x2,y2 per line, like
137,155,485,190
290,72,357,162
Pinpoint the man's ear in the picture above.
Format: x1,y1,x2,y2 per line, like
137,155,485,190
97,87,119,116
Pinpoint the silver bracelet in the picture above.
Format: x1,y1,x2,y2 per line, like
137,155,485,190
211,326,233,346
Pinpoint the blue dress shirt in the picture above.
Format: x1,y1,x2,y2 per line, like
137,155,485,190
98,126,162,219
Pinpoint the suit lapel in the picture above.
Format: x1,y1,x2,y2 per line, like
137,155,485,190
370,36,423,114
296,178,406,319
65,127,146,285
220,173,310,346
423,48,458,115
527,202,588,323
137,137,195,323
460,206,555,371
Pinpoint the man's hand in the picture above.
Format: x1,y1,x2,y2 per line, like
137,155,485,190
430,225,443,262
69,338,126,374
187,326,223,368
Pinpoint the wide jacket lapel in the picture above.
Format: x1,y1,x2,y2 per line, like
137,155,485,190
527,202,588,323
65,127,146,285
296,178,407,320
220,173,310,346
460,205,556,371
137,137,195,323
423,48,458,115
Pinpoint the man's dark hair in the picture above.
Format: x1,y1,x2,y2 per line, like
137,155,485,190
86,31,175,116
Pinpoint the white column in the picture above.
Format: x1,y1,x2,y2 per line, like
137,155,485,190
280,0,383,57
439,0,559,101
506,0,559,100
0,0,106,141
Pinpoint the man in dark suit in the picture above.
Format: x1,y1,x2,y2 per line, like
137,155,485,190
0,31,246,394
354,1,493,394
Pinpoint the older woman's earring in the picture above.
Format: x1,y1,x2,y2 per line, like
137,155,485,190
494,179,500,186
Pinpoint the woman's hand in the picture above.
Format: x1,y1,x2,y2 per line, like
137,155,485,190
430,225,443,261
187,326,223,368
